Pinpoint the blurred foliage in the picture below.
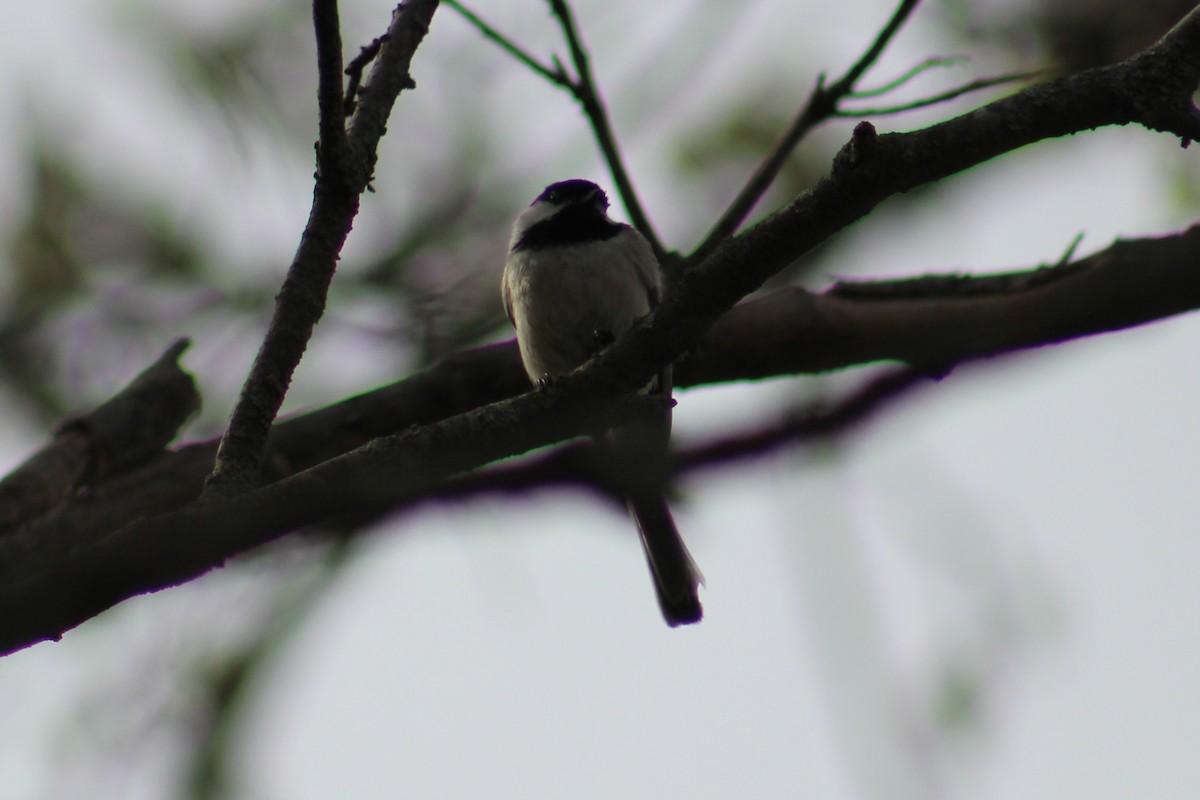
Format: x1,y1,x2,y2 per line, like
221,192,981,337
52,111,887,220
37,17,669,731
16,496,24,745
121,0,316,139
947,0,1195,72
4,143,206,420
0,6,522,427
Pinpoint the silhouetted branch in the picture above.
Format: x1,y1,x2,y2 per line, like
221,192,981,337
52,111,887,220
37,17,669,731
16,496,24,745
678,368,928,471
450,0,662,256
205,0,440,497
0,339,198,535
0,390,662,655
835,69,1042,117
545,0,663,257
849,55,969,97
651,7,1200,385
690,0,924,263
3,219,1200,655
444,1,568,87
411,368,929,507
313,0,349,164
343,33,390,115
679,225,1200,382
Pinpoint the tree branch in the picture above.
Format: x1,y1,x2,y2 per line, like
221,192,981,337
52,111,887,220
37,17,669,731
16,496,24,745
444,1,570,88
0,391,664,655
204,0,440,497
544,0,663,257
450,0,662,256
834,69,1041,117
675,227,1200,382
0,340,198,534
689,0,924,264
412,367,929,509
314,0,349,166
647,10,1200,389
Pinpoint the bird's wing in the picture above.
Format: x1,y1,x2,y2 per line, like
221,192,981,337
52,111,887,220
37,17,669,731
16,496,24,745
622,226,662,309
500,266,515,326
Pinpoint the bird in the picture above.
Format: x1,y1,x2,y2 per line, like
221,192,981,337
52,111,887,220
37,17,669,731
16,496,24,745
501,178,703,626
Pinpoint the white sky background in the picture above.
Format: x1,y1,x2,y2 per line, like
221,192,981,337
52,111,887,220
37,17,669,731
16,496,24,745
2,1,1200,799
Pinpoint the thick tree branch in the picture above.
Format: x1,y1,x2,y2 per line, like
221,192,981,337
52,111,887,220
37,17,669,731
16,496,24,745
681,226,1200,382
407,367,929,510
0,340,198,534
0,391,663,655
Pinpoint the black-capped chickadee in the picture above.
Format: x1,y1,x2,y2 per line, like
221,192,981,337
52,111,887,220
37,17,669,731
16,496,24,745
502,179,703,626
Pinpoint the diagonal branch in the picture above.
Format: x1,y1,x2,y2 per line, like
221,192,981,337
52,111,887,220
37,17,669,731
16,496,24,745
545,0,663,257
0,340,198,534
0,391,664,655
431,367,929,506
848,55,969,98
204,0,440,498
689,0,924,264
677,368,928,471
449,0,662,256
444,1,570,87
645,7,1200,390
835,69,1042,117
833,0,923,93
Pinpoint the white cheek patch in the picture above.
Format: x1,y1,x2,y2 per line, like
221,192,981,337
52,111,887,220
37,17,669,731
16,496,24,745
508,200,559,250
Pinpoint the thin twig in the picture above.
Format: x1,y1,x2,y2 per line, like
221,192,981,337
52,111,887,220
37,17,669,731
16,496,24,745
1054,231,1086,267
848,55,969,98
344,34,391,115
449,0,664,257
835,70,1042,117
546,0,665,258
689,0,924,264
830,0,923,95
444,0,569,87
314,0,349,171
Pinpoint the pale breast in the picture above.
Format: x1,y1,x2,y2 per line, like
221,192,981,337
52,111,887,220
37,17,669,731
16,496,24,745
505,235,656,380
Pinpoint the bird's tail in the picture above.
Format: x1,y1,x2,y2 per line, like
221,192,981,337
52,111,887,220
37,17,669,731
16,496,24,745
615,365,701,626
627,492,703,626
